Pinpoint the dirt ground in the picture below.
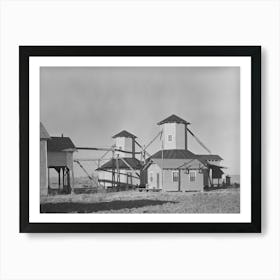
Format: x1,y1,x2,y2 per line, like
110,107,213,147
40,188,240,213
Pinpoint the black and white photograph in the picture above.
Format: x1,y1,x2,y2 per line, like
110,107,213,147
40,66,240,214
3,1,280,279
19,46,261,233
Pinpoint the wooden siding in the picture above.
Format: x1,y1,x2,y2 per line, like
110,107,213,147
40,140,48,196
147,161,207,192
162,122,186,150
115,137,133,158
180,170,204,192
162,169,179,191
47,151,73,168
147,163,162,190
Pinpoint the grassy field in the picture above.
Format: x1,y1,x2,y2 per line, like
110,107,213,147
40,187,240,213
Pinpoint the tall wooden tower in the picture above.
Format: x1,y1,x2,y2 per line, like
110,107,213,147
157,114,190,150
112,130,137,158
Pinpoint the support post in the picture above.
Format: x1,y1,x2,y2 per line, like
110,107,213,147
62,167,65,187
67,168,70,188
48,168,50,195
161,129,164,189
132,139,135,158
71,166,75,194
178,169,181,192
185,124,188,150
116,154,120,187
112,150,115,188
58,168,61,190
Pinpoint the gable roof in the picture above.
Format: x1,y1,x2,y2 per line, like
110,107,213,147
149,149,223,169
157,114,190,125
112,130,137,139
96,157,143,171
47,137,76,152
40,122,50,139
150,149,196,159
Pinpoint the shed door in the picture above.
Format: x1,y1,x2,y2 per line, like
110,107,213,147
127,172,132,185
156,173,160,188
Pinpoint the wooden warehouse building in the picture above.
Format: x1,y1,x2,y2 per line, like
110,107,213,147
146,115,224,192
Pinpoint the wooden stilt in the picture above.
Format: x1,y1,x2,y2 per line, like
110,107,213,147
62,167,65,187
178,169,181,192
185,124,188,150
112,150,115,188
116,155,120,187
67,168,70,187
48,168,50,194
161,129,164,189
71,165,75,194
58,168,61,190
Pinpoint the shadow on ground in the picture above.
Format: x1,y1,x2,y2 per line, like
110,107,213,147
40,200,176,213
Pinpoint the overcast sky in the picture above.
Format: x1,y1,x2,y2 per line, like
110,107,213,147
40,67,240,176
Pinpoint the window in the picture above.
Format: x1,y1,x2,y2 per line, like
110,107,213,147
127,172,132,184
172,171,179,182
168,135,172,141
190,171,196,182
149,172,153,183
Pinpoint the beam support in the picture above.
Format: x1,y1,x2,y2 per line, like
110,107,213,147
47,168,50,195
58,168,61,190
119,157,140,178
185,124,188,150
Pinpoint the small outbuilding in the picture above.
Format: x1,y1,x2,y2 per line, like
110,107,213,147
47,136,76,194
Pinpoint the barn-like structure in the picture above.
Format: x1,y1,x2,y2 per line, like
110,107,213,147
39,122,77,195
146,115,224,192
47,136,76,194
96,130,143,188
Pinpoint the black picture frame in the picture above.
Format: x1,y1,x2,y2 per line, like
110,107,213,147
20,46,261,233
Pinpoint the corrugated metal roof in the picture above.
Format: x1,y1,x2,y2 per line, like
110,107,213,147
152,158,206,170
112,130,137,139
47,137,76,152
157,114,190,125
96,157,143,170
150,149,196,159
40,122,50,139
149,149,223,169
